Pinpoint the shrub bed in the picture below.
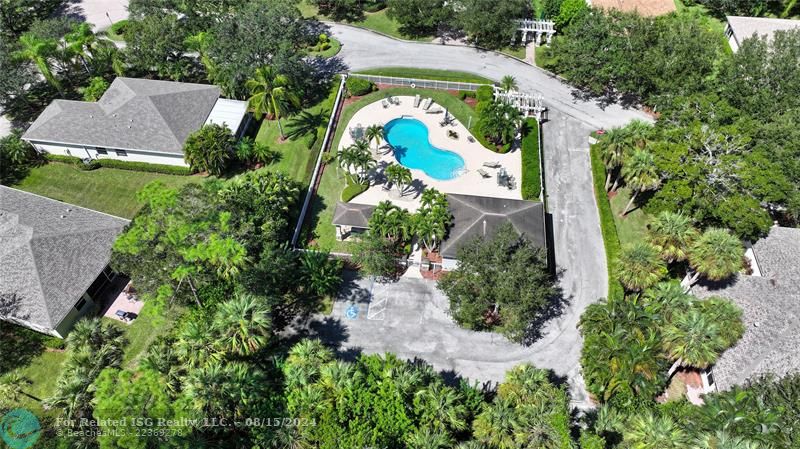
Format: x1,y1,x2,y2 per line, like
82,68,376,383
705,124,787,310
341,175,368,201
346,77,376,97
110,19,129,36
589,145,624,301
47,154,193,175
521,118,541,200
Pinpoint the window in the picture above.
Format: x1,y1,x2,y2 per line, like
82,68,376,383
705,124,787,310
116,149,127,157
75,298,87,311
96,147,108,155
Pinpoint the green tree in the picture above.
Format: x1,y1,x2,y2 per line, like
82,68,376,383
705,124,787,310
300,251,344,298
687,228,743,285
555,0,588,29
648,211,698,263
621,148,660,216
617,242,667,292
385,163,413,196
212,294,272,357
478,99,521,146
0,131,36,185
438,224,556,342
0,0,67,38
412,189,451,253
387,0,452,38
624,413,691,449
351,232,399,278
0,371,39,405
182,123,235,176
80,76,109,101
246,65,301,139
124,14,192,80
598,127,630,191
499,75,518,92
369,200,412,242
14,32,61,91
365,123,384,152
458,0,528,49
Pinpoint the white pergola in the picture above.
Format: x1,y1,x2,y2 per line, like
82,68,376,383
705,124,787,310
518,19,556,45
493,87,547,120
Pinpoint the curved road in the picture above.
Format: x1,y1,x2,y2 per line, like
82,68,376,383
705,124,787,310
328,24,638,406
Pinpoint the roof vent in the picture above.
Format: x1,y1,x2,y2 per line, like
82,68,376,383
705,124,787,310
127,125,132,129
60,214,66,219
482,219,487,236
89,114,93,118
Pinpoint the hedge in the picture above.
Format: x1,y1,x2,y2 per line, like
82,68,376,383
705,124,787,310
341,176,368,201
476,85,494,102
521,118,541,200
589,145,624,301
110,19,129,35
346,77,375,97
47,154,193,175
95,158,193,175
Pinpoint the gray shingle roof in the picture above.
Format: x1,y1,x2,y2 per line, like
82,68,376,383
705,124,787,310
693,226,800,391
726,16,800,42
22,77,221,155
0,187,128,332
332,202,375,228
441,194,545,259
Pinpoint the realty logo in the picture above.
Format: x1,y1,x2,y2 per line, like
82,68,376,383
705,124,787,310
1,408,41,449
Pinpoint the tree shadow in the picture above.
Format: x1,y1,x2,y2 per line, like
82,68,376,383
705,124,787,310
520,266,572,346
299,171,330,247
0,295,55,375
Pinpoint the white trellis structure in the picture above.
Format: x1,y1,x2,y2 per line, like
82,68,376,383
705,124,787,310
493,87,547,120
518,19,556,45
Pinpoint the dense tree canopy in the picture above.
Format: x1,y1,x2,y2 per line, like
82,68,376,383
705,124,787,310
438,224,557,342
457,0,528,49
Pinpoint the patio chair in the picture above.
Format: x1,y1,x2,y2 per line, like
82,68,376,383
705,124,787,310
381,99,390,108
483,161,501,168
477,169,491,178
382,181,393,191
422,98,433,110
414,94,421,108
467,136,475,143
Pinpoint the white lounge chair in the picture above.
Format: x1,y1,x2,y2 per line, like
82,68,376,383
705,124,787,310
422,98,433,110
483,161,501,168
381,99,390,108
414,94,421,108
477,169,491,178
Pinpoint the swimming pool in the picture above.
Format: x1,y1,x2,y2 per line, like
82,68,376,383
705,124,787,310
383,118,465,181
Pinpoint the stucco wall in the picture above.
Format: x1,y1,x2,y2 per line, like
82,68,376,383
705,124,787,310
53,293,97,338
28,141,188,167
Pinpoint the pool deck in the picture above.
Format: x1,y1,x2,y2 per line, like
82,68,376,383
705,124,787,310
339,95,522,211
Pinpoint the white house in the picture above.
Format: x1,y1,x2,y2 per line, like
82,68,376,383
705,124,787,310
725,16,800,52
0,186,129,337
22,77,248,167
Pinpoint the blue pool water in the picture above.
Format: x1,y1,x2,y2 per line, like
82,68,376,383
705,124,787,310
383,118,465,181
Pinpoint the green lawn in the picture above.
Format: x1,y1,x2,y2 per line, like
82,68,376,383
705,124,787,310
298,0,433,41
609,187,651,247
307,37,342,58
255,80,340,185
14,163,201,218
304,87,481,251
105,302,185,369
500,46,527,60
355,67,494,84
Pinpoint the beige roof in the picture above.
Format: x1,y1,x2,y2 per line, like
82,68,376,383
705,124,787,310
726,16,800,42
591,0,676,16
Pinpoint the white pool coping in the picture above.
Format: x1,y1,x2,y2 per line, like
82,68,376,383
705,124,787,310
338,95,522,212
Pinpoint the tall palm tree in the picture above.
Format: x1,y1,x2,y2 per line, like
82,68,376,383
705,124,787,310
598,127,630,191
414,383,468,432
365,124,384,153
662,309,725,369
687,228,743,285
385,163,412,196
212,294,271,356
0,371,40,404
369,201,411,242
621,148,660,216
648,211,698,263
246,66,300,139
617,242,667,292
64,22,96,74
285,339,334,388
625,413,691,449
420,188,448,210
15,33,61,91
176,320,220,368
473,398,517,449
405,427,453,449
499,75,518,92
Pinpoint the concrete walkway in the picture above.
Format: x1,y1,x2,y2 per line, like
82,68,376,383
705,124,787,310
329,23,652,130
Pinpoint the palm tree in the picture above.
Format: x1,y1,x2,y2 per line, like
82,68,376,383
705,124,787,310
300,251,343,297
285,339,333,388
15,33,61,91
499,75,518,92
662,309,725,369
420,188,448,209
617,242,667,292
0,371,40,404
212,294,271,356
350,142,376,184
473,398,517,449
369,201,411,242
385,163,412,196
405,427,453,449
693,431,762,449
648,211,698,263
621,148,660,216
176,320,220,368
624,413,691,449
64,22,96,74
246,66,301,139
598,127,629,191
365,124,384,153
414,383,468,432
687,228,743,285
